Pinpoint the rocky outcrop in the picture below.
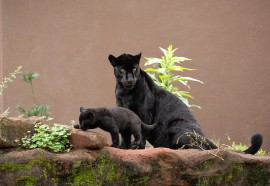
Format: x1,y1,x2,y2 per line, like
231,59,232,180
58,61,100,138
69,128,107,149
0,117,42,148
0,117,269,185
105,147,270,185
0,147,269,185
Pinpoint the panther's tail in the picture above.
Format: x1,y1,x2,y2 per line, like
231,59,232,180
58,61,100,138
243,133,263,155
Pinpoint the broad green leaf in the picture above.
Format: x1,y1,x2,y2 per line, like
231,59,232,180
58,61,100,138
178,66,195,71
168,66,184,72
177,77,204,84
145,67,166,74
190,105,202,109
177,91,194,99
180,81,189,88
145,57,162,65
171,47,178,54
159,47,168,57
171,57,192,63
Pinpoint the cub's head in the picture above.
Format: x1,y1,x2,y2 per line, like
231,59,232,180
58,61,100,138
76,107,96,131
108,53,141,90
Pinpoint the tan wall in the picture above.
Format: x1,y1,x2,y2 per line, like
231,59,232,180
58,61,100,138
1,0,270,151
0,0,3,113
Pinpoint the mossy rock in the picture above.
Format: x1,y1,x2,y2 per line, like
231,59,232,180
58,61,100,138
0,117,42,148
0,147,270,185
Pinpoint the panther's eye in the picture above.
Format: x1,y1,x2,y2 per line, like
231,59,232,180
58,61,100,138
120,68,125,73
132,68,137,72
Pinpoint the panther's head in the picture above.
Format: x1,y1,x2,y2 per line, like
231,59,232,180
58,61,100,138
108,53,141,90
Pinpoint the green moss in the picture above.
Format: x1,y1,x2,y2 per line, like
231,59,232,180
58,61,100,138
2,149,268,185
0,118,9,139
67,152,151,186
68,153,120,186
0,151,152,185
247,164,270,185
192,163,270,186
196,159,215,171
0,156,58,185
16,175,39,186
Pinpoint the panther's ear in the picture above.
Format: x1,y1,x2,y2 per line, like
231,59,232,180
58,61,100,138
108,55,117,67
80,107,85,113
135,53,142,63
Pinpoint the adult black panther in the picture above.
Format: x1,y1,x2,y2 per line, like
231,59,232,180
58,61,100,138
108,53,263,154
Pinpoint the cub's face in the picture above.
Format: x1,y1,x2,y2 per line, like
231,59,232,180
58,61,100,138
108,53,141,90
78,107,96,131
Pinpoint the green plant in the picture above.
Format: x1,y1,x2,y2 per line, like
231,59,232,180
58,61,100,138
17,104,51,118
17,72,51,118
0,66,23,117
22,72,40,104
144,45,203,108
21,123,71,152
228,138,267,156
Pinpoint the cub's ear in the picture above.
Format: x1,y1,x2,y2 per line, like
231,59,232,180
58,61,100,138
108,55,117,67
80,107,85,113
135,53,142,63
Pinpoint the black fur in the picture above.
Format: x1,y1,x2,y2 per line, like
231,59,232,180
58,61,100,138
243,133,263,154
74,107,161,149
108,53,263,154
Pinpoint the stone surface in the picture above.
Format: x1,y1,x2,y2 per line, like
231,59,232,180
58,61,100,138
69,128,108,150
0,116,42,148
0,117,269,185
104,147,270,185
0,147,269,185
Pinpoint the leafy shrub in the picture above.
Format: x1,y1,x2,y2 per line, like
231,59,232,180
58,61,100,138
144,45,203,108
17,104,51,118
22,123,71,152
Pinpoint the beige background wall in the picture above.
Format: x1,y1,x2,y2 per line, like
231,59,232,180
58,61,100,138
1,0,270,151
0,0,3,112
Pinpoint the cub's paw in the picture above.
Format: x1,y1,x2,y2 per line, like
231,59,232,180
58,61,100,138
73,124,80,129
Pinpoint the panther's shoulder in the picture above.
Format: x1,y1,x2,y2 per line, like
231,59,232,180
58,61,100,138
140,69,166,96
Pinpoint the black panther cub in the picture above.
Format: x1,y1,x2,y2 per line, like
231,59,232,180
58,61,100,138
74,107,161,149
108,53,263,154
